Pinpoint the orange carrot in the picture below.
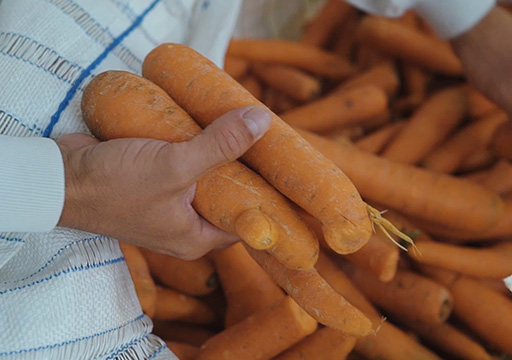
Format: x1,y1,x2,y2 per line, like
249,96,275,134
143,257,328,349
477,276,512,296
464,159,512,194
82,70,319,269
490,119,512,161
466,87,500,118
153,321,214,347
382,87,468,164
196,296,318,360
143,43,373,255
423,111,507,173
165,341,199,360
334,63,400,96
457,149,495,173
154,286,216,324
262,87,297,114
325,125,365,142
238,74,264,100
343,265,453,325
332,10,360,59
280,85,388,133
356,44,391,70
300,0,354,47
251,63,321,102
141,250,217,296
226,39,356,80
274,327,356,360
246,246,373,336
357,16,462,75
296,128,504,234
223,56,249,80
119,242,157,317
355,121,406,154
210,242,285,327
410,239,512,279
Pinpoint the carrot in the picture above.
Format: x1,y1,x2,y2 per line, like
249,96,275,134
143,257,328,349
119,242,157,317
296,128,504,234
332,10,360,59
82,70,319,269
251,63,321,102
344,265,453,325
153,321,214,347
238,74,263,100
360,110,392,132
325,125,365,142
393,66,429,113
490,119,512,161
395,319,492,360
280,85,388,133
334,63,400,96
246,246,373,336
466,87,500,118
140,249,217,296
143,43,373,255
262,87,297,114
409,239,512,279
356,44,391,70
196,296,318,360
165,341,199,360
464,159,512,194
210,242,285,327
300,0,354,47
223,56,249,80
154,286,216,324
477,276,512,296
355,121,406,154
423,111,507,173
226,39,356,80
457,149,495,173
273,327,356,360
357,16,463,75
382,87,468,164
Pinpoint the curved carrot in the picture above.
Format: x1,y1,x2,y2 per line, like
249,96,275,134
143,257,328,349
226,39,356,80
197,296,318,360
296,128,504,234
143,43,373,255
246,246,373,336
280,85,388,133
355,121,406,154
154,286,216,324
334,63,400,96
82,70,319,269
357,16,462,75
382,87,468,164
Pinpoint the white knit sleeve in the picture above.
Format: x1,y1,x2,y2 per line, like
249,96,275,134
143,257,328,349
0,135,65,232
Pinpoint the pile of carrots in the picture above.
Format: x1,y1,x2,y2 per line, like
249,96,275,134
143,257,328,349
83,1,512,359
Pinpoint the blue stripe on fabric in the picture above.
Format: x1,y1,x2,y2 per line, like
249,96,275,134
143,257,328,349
0,256,124,295
148,345,167,359
42,0,161,137
0,235,24,243
0,313,145,357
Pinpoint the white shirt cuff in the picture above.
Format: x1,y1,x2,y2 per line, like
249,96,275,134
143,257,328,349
0,135,65,232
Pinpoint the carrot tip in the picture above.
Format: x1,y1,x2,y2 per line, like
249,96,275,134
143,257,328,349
235,209,279,250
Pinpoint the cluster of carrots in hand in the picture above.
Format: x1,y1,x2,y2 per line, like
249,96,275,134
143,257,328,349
82,0,512,359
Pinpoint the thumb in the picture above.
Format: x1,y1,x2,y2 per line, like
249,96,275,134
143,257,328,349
56,133,99,151
181,105,272,182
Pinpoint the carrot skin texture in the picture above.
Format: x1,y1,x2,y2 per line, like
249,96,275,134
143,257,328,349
143,43,372,255
82,70,319,270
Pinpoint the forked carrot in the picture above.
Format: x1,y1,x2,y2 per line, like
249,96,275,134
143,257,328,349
357,16,462,75
141,249,217,296
143,43,373,255
227,39,356,80
82,70,319,269
210,242,285,327
355,121,406,154
154,286,216,324
296,128,504,234
196,296,318,360
165,341,199,360
280,85,388,133
223,56,249,80
334,63,400,96
490,119,512,161
119,242,157,317
246,246,373,336
382,87,468,164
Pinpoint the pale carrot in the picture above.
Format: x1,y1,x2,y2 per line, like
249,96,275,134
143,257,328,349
423,111,507,173
280,85,388,133
296,128,504,234
196,296,318,360
490,119,512,161
154,286,216,324
357,16,462,75
227,39,356,80
210,242,285,327
355,121,406,154
82,70,319,270
143,43,373,255
119,242,157,317
252,63,321,102
334,62,400,96
165,341,199,360
246,246,373,336
223,56,249,80
382,87,468,164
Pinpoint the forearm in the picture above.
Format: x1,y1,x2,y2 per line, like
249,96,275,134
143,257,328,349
451,6,512,117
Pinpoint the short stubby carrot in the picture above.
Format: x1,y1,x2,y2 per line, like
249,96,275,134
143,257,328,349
143,43,373,255
82,71,319,269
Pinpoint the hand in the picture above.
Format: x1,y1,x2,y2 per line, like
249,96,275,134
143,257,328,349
57,106,271,260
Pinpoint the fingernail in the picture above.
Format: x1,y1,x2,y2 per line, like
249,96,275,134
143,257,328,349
242,107,272,140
